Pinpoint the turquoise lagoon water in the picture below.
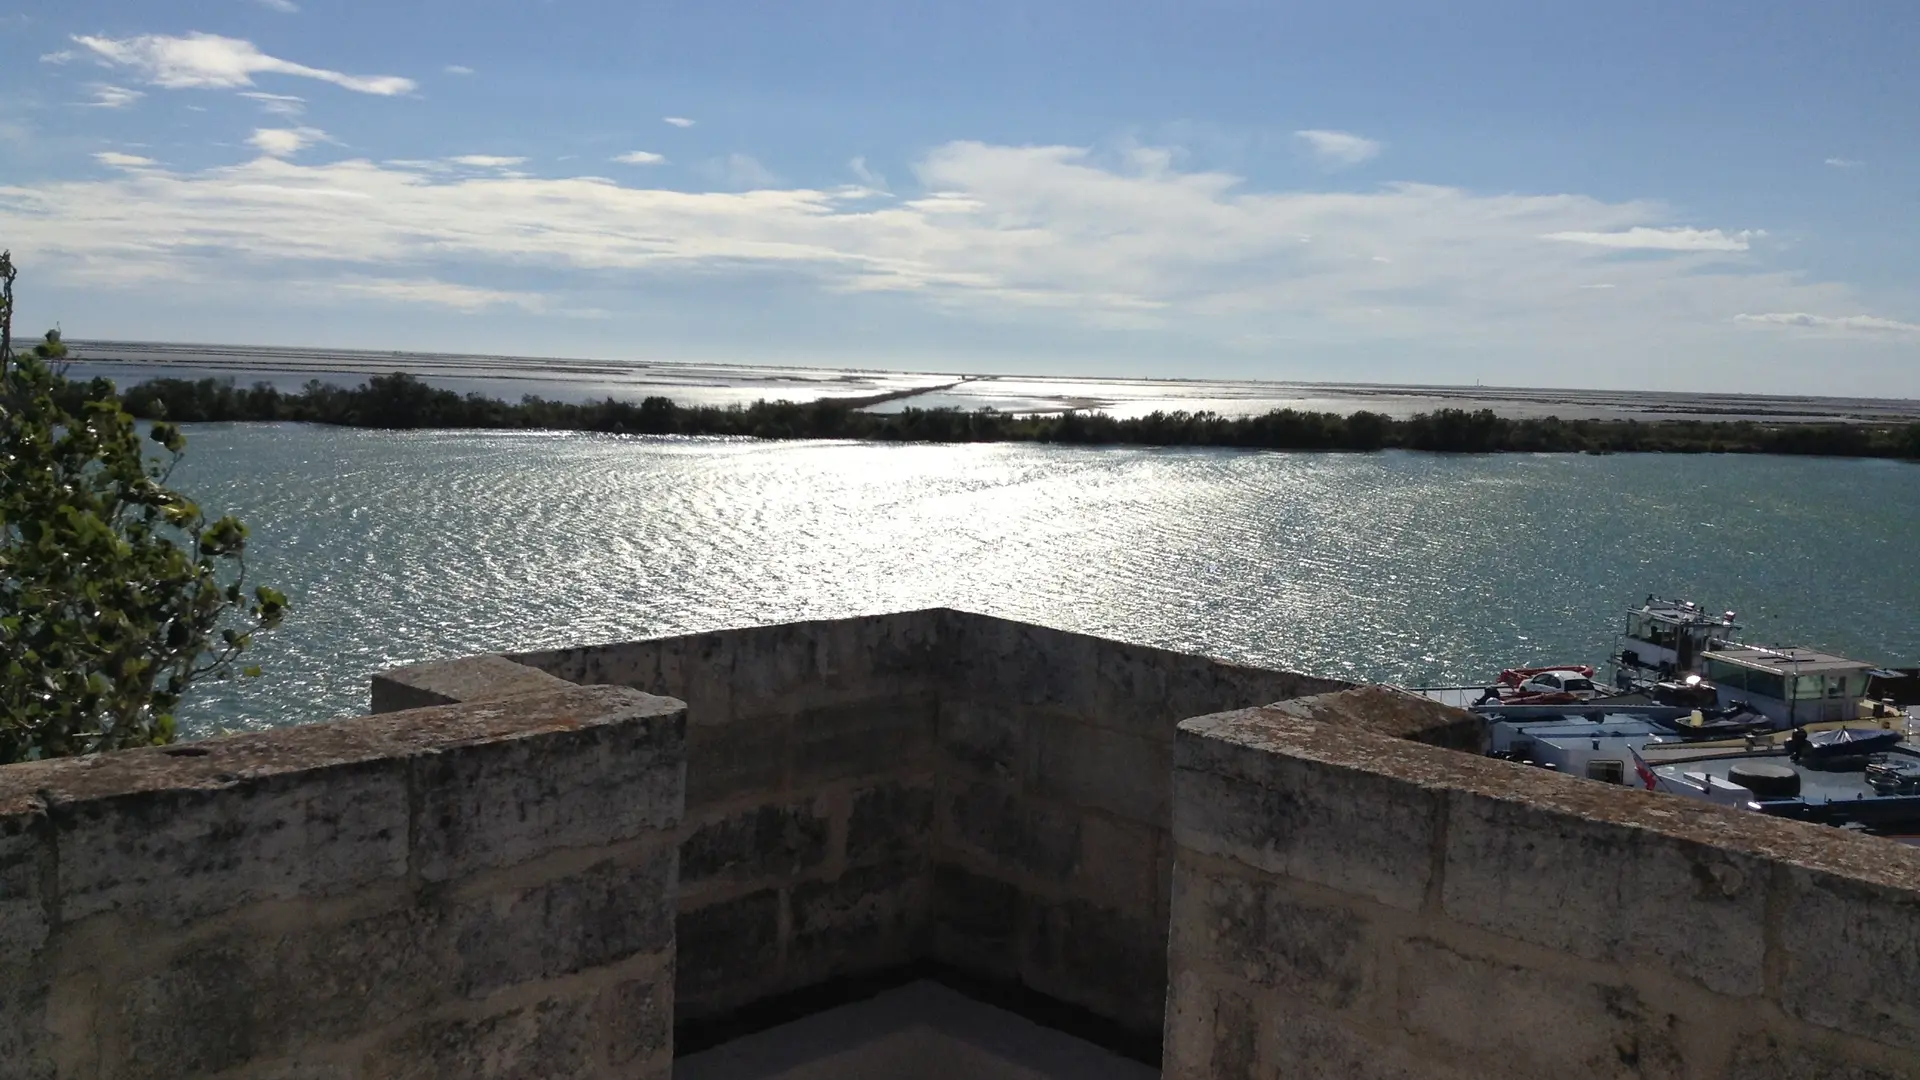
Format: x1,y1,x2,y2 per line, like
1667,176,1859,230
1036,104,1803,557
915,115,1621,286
167,423,1920,736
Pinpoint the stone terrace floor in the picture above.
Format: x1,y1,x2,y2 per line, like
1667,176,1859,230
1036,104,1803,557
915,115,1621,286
675,981,1158,1080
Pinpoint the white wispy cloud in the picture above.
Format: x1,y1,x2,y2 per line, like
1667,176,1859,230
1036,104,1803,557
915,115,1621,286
705,153,778,189
248,126,329,157
1825,157,1863,169
84,84,144,109
849,155,888,191
614,151,666,165
249,0,300,12
444,65,474,75
0,140,1890,373
1545,226,1756,252
93,151,155,169
449,155,526,167
1294,129,1381,168
40,49,77,65
1734,312,1920,334
663,116,695,128
240,91,305,116
328,277,544,312
74,33,415,95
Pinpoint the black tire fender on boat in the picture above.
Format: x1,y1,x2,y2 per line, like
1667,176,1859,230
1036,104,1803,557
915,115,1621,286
1726,762,1801,799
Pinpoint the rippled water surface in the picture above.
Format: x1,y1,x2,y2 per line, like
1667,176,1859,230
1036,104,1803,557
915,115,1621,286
169,424,1920,736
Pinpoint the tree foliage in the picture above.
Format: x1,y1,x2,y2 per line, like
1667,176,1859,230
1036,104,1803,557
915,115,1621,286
0,252,286,762
119,371,1920,460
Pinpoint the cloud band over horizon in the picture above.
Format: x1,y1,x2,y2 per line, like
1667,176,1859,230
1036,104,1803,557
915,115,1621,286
4,138,1906,367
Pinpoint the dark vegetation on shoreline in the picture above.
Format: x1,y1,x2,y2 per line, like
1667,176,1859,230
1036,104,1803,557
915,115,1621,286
118,373,1920,458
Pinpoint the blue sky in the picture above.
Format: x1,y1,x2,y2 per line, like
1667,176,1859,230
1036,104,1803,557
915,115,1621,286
3,0,1917,394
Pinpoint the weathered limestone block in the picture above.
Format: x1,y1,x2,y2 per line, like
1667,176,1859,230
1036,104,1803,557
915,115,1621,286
1266,685,1483,750
684,713,790,808
1075,811,1161,916
722,615,937,719
788,856,929,978
1776,863,1920,1052
0,815,50,958
449,849,676,999
679,802,831,887
602,973,673,1074
940,779,1081,884
1027,712,1168,825
676,888,781,1015
1161,971,1259,1080
370,654,577,713
663,632,737,726
1168,858,1373,1011
930,863,1024,977
1079,632,1352,745
0,975,53,1080
362,996,597,1080
945,615,1101,715
936,699,1024,779
1151,660,1347,744
1023,892,1167,1032
0,685,687,1080
852,607,946,682
57,757,410,926
111,904,447,1079
1441,786,1771,997
1173,710,1438,911
1393,938,1688,1078
411,692,686,883
1256,1008,1480,1080
511,639,664,696
845,780,934,866
790,694,935,785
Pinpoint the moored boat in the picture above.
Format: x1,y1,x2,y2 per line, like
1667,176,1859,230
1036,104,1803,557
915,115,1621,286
1636,739,1920,842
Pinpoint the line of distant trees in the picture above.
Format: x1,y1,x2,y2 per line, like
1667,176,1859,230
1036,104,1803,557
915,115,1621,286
116,373,1920,459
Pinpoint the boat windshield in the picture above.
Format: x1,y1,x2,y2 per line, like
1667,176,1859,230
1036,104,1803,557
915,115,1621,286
1625,614,1681,648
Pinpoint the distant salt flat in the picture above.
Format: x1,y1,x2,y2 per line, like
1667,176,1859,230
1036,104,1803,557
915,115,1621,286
61,340,1920,424
864,374,1920,423
62,341,952,408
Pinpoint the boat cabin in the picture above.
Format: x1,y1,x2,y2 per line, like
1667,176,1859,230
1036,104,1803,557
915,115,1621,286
1699,646,1877,726
1613,597,1739,686
1487,708,1689,786
1650,743,1920,840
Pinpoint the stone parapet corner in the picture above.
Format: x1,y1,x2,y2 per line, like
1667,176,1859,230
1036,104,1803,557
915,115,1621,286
371,653,583,713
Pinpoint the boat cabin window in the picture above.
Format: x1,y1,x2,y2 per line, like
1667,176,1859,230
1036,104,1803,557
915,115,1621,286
1534,673,1560,689
1587,760,1625,784
1787,671,1866,701
1703,657,1788,701
1563,677,1595,693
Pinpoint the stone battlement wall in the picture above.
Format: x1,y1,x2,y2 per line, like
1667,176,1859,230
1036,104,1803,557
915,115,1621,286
1164,697,1920,1080
926,612,1353,1034
377,608,1354,1050
0,686,686,1080
15,609,1896,1080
